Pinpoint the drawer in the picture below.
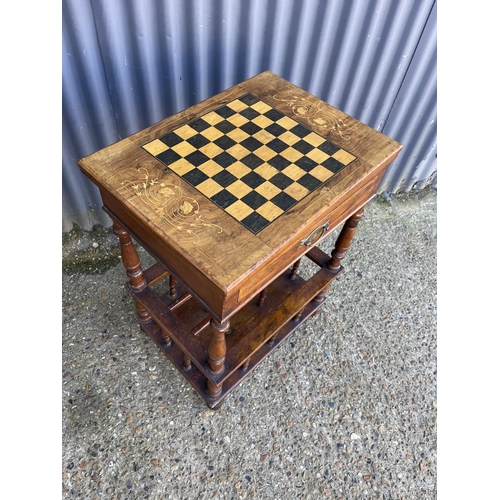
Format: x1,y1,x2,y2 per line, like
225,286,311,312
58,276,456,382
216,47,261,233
223,171,382,319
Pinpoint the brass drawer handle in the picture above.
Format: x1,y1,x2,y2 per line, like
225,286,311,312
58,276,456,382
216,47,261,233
300,221,330,247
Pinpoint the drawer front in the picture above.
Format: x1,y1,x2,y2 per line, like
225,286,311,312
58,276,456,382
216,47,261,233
223,171,381,319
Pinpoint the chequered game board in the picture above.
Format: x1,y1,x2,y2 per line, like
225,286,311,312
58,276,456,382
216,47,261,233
142,94,356,234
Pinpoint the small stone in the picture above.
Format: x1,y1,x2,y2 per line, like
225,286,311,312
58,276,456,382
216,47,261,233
151,459,159,467
79,461,88,469
235,482,241,489
92,242,99,248
363,475,372,481
135,426,142,434
260,454,268,462
351,433,361,440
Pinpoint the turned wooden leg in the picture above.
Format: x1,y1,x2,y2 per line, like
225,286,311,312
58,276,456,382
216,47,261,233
327,208,364,273
290,259,301,280
206,318,229,398
113,221,154,325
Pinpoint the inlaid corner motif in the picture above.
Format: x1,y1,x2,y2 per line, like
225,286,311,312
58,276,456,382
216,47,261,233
121,167,222,244
273,92,356,140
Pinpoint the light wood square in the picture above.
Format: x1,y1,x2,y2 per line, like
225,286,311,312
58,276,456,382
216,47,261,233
256,201,284,221
226,180,253,199
281,164,307,181
198,160,224,177
227,162,252,179
280,147,304,163
143,139,168,156
303,132,326,147
252,115,274,129
172,141,197,157
175,124,198,140
253,129,275,144
254,145,277,162
226,144,250,160
276,116,299,130
225,200,254,221
169,158,195,176
279,130,301,146
308,165,334,182
255,181,282,200
227,99,249,112
202,111,225,126
200,127,224,141
227,128,250,143
199,142,225,158
306,148,330,164
251,101,272,114
196,178,224,198
254,164,280,180
226,114,249,127
333,149,356,165
284,182,310,200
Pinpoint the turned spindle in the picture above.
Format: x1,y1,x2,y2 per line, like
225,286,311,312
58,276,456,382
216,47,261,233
161,329,172,347
169,274,177,298
313,285,330,304
206,318,230,398
290,259,301,280
327,208,364,273
113,221,153,325
258,289,267,306
183,352,192,370
267,334,277,347
292,306,306,322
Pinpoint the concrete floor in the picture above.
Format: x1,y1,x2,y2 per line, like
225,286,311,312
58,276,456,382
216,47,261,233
62,187,437,500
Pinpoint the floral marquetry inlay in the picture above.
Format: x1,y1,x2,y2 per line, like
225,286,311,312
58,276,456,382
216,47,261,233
273,92,357,140
121,167,222,244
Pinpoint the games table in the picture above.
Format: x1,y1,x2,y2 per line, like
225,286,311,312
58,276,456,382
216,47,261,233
78,71,402,409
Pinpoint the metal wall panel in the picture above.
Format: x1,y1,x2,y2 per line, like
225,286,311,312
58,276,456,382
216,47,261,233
62,0,437,232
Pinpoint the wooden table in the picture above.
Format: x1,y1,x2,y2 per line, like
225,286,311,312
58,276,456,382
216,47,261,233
78,71,402,409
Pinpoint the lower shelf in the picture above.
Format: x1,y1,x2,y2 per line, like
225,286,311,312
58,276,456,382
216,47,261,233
126,246,342,408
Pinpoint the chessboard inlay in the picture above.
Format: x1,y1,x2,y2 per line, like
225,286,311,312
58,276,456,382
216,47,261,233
142,93,356,234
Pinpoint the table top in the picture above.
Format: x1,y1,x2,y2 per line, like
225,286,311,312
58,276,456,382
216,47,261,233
78,71,402,321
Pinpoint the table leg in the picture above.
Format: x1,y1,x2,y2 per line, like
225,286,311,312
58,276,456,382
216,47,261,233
206,318,230,398
327,208,365,273
112,221,154,326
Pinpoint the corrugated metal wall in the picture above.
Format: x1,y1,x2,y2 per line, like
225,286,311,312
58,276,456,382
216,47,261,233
62,0,437,233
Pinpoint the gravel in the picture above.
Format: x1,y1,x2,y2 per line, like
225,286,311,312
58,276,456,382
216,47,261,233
62,187,437,499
